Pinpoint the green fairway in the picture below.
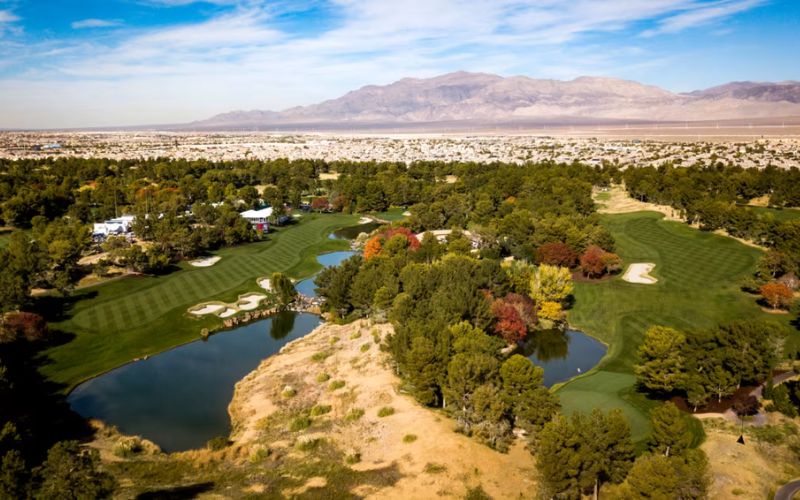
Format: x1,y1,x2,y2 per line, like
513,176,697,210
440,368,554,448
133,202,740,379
42,213,358,390
558,211,793,443
370,207,408,221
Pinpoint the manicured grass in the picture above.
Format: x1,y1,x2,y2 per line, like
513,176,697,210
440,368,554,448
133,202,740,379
41,213,358,390
369,207,408,221
558,211,794,444
745,205,800,222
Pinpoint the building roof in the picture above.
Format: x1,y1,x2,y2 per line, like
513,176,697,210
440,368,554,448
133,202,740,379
240,207,274,219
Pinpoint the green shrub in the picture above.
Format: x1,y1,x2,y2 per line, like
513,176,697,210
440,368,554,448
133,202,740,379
345,452,361,464
249,446,270,463
289,416,312,432
205,436,231,451
296,437,323,452
281,386,297,398
328,380,346,391
403,434,417,443
465,486,492,500
312,350,331,362
310,404,332,416
360,343,371,352
330,336,340,345
377,406,395,418
316,372,331,383
345,408,365,422
423,462,447,474
349,331,362,340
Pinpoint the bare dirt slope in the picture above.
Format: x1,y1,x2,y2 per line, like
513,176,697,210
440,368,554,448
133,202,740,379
229,320,538,498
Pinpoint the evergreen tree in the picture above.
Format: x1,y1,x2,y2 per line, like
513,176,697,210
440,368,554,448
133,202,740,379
271,272,297,309
634,326,687,394
34,441,116,500
648,402,694,457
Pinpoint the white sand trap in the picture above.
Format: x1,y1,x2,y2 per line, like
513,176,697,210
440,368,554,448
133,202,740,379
190,256,221,267
237,293,267,311
219,308,237,318
358,217,373,224
402,211,411,216
258,278,272,291
190,303,225,315
623,263,658,284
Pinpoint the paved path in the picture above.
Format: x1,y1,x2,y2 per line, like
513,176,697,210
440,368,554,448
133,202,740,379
775,479,800,500
693,371,797,427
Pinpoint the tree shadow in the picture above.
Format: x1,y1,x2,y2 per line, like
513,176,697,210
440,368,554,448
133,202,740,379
31,290,98,323
135,482,215,499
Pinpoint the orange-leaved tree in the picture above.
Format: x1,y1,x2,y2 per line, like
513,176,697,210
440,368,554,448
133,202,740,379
760,282,794,310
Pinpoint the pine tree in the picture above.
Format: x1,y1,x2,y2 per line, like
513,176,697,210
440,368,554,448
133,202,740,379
648,402,694,457
634,326,687,394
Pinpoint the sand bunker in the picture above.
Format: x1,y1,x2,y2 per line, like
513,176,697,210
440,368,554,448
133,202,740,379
257,278,271,291
189,303,225,316
219,308,237,318
189,256,221,267
237,293,267,311
358,217,373,224
622,263,657,284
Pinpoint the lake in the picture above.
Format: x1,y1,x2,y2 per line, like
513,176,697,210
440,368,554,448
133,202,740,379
521,329,607,387
68,312,322,452
295,250,356,297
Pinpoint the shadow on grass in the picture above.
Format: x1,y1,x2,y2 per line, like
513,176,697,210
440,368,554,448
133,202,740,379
31,290,98,323
135,482,215,499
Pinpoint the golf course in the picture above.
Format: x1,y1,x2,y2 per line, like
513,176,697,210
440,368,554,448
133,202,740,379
41,213,359,390
558,211,794,443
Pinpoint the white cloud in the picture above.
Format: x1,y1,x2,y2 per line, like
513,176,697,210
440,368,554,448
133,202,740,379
0,0,772,128
71,19,124,29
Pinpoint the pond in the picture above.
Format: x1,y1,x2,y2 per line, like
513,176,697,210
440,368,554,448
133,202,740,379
329,221,380,240
520,329,607,387
295,250,356,297
67,313,322,452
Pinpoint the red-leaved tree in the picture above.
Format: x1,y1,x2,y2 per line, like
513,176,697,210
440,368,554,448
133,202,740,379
491,293,537,343
1,312,49,343
536,242,578,268
310,196,329,212
580,245,606,277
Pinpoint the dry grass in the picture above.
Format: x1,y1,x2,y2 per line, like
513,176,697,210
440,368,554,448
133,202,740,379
229,320,539,498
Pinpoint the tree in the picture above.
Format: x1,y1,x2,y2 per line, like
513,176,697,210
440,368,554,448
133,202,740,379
271,272,297,309
580,245,606,277
610,450,710,500
310,196,329,212
530,264,573,304
491,293,536,343
363,236,382,260
499,355,559,431
536,409,634,499
0,312,48,343
34,441,116,500
634,326,687,394
759,282,793,310
536,242,578,268
648,402,693,457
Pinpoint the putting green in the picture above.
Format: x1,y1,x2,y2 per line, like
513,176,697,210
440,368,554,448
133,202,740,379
42,213,358,390
558,211,792,443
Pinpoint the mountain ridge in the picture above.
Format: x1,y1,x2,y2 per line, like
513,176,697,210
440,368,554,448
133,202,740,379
188,72,800,130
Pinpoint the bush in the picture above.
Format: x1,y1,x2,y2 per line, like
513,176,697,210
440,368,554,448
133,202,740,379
296,437,323,451
289,416,312,432
377,406,395,417
1,311,48,343
112,437,144,457
360,343,371,352
312,351,331,362
345,452,361,464
206,436,231,451
281,386,297,398
316,372,331,383
328,380,346,391
310,405,332,416
403,434,417,443
423,462,447,474
345,408,365,422
464,486,492,500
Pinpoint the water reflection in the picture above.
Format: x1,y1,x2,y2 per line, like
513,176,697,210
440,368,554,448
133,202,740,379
522,329,607,387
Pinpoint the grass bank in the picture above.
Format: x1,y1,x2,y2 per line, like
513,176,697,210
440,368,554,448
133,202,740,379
41,213,358,391
557,211,794,443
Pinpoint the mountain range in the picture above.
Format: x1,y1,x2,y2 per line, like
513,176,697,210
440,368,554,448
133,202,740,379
185,72,800,130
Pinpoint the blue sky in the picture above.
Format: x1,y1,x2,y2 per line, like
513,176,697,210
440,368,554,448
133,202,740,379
0,0,797,128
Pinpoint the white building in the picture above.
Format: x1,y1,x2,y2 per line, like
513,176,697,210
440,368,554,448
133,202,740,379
240,207,274,232
92,215,135,238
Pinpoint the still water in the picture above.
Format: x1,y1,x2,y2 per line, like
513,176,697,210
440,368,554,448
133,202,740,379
68,312,322,452
522,329,607,387
295,250,356,297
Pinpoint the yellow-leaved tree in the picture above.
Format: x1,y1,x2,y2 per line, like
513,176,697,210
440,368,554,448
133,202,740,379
530,264,573,304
